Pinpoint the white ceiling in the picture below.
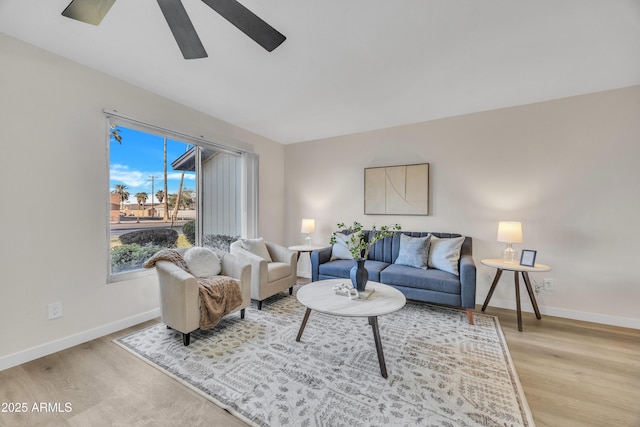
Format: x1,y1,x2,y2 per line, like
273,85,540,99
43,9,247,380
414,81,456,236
1,0,639,144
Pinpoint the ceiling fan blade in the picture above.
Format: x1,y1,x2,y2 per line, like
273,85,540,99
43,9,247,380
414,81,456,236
157,0,208,59
201,0,286,52
62,0,116,25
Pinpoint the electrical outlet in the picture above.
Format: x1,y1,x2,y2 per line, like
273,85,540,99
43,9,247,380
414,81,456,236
543,279,554,291
48,302,63,319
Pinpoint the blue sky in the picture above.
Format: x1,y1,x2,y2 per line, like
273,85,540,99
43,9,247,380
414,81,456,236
110,126,195,204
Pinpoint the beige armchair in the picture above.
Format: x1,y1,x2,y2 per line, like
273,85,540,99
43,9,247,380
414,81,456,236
154,248,251,346
230,239,297,310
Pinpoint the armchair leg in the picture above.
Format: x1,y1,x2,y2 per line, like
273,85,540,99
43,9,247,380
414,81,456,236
240,308,245,319
182,333,191,346
257,300,263,310
466,308,474,325
289,286,293,295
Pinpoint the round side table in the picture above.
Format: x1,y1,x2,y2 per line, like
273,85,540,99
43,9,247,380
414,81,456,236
480,258,551,331
288,245,329,284
288,244,328,261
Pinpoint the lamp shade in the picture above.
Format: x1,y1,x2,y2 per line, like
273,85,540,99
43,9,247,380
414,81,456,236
497,221,523,243
301,219,316,234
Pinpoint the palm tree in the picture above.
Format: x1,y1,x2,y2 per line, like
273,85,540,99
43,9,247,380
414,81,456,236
135,192,148,223
135,192,148,209
110,127,126,221
162,138,169,222
171,144,191,222
156,190,164,204
110,126,122,144
172,172,185,221
112,184,129,210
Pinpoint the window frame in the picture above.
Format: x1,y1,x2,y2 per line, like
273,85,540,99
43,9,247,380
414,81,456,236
105,112,258,283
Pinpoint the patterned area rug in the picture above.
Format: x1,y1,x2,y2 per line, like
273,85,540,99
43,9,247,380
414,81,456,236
114,286,534,426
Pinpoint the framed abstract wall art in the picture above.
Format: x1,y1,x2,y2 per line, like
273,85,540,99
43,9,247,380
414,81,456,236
364,163,429,215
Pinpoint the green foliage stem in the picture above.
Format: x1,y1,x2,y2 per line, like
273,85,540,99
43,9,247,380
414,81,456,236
330,221,401,260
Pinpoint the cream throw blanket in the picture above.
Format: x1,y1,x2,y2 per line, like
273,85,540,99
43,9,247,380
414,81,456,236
144,249,243,330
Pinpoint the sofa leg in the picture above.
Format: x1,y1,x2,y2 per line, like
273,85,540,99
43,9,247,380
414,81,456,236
466,308,474,325
240,308,245,319
289,286,293,295
257,300,263,310
183,333,191,346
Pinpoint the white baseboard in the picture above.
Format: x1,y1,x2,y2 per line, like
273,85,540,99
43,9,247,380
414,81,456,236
0,309,160,372
481,297,640,330
3,299,638,373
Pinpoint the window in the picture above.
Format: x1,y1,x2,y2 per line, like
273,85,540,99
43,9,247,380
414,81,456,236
107,114,257,282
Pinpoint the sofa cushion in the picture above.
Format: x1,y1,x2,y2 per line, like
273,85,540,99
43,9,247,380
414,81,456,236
380,264,461,295
428,235,465,275
319,259,353,278
267,262,292,282
394,234,430,269
240,237,272,262
183,247,221,278
362,260,389,282
319,259,390,282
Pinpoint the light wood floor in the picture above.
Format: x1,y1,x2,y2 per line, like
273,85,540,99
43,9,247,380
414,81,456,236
1,305,639,427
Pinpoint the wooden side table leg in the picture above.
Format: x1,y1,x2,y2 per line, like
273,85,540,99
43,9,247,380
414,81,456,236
296,308,312,342
522,272,542,319
482,269,503,311
369,316,388,379
514,271,523,332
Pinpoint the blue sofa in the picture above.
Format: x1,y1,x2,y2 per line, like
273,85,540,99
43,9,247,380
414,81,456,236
311,231,476,324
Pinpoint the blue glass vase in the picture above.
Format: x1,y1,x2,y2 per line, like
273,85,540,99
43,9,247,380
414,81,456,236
350,259,369,292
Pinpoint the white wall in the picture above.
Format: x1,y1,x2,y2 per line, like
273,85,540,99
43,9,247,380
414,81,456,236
284,86,640,328
0,34,285,369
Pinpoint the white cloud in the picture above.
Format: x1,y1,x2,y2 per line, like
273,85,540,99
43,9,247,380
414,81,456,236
110,164,148,187
111,165,195,186
167,172,195,181
111,165,196,203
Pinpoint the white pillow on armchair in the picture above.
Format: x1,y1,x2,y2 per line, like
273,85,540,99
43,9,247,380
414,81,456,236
183,247,221,277
239,237,273,262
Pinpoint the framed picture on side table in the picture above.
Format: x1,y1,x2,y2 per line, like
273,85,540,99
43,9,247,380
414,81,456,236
520,250,537,267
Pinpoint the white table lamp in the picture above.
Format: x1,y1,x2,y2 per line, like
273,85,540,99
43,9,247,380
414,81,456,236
497,221,523,263
301,219,315,245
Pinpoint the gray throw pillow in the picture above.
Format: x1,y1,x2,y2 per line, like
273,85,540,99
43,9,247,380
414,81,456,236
394,234,431,269
427,235,465,275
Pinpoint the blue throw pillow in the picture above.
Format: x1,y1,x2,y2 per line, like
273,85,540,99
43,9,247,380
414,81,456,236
394,234,431,269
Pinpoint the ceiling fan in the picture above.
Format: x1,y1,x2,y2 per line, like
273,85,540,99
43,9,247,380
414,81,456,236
61,0,286,59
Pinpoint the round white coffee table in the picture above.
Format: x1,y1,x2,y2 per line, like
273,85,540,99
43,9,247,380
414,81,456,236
295,279,406,378
481,258,551,331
